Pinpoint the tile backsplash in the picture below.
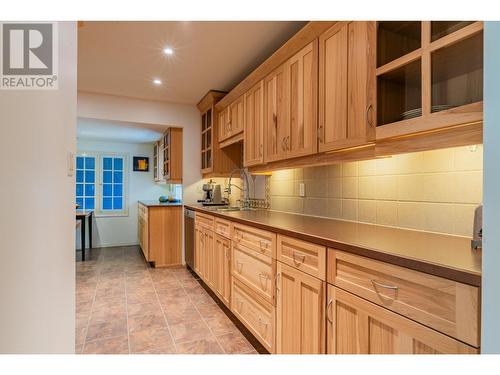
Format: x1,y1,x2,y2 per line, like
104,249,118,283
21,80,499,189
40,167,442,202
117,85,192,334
269,145,483,237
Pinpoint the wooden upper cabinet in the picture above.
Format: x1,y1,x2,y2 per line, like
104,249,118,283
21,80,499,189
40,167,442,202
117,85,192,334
287,41,318,159
219,95,244,144
264,41,318,163
319,21,375,152
243,81,264,167
264,64,287,163
327,285,478,354
162,127,183,183
276,262,325,354
375,21,483,140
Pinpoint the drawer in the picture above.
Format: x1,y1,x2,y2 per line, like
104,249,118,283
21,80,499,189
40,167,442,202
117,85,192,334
232,277,275,353
214,217,231,238
232,222,276,259
277,235,326,280
328,249,480,347
232,242,275,304
195,212,214,230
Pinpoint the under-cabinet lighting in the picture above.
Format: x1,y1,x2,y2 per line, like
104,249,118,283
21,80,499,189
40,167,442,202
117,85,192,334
163,47,174,55
153,79,162,86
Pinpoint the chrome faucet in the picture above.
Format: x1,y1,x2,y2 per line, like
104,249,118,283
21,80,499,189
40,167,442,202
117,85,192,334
225,168,251,208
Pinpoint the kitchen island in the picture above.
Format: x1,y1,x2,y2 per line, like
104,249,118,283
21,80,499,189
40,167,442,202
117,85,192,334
138,200,183,267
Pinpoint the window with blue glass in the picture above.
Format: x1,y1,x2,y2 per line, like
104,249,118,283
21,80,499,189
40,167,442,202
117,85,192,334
101,156,125,212
75,155,96,210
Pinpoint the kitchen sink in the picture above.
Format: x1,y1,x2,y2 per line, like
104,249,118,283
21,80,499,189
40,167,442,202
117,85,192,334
204,206,254,212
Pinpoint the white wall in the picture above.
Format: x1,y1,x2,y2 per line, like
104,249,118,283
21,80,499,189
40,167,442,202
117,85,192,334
77,92,201,204
76,139,174,248
481,21,500,353
0,22,77,353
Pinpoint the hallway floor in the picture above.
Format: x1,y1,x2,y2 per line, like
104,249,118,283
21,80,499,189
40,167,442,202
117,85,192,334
76,246,257,354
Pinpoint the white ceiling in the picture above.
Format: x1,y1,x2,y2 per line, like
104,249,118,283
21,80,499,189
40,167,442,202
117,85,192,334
77,118,167,143
77,21,307,104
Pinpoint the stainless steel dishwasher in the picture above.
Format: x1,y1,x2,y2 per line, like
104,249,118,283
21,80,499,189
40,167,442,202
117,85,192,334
184,208,195,269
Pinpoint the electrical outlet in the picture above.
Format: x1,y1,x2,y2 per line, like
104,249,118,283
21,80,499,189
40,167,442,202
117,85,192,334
299,182,305,197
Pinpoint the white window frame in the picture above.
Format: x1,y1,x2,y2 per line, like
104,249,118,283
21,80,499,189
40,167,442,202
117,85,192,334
77,151,129,218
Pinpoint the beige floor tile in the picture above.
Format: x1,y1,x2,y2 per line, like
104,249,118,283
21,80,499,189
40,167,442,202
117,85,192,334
127,312,167,333
129,327,173,353
216,331,254,354
164,304,202,325
176,337,224,354
85,318,128,342
169,320,212,344
83,335,129,354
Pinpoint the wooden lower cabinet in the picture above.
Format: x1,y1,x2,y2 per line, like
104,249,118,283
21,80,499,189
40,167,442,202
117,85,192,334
214,234,231,307
138,204,182,267
276,261,326,354
194,225,231,308
232,277,275,353
327,285,478,354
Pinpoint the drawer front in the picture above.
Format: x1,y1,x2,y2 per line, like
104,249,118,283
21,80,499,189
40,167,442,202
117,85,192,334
232,223,276,259
232,242,275,304
232,277,275,352
328,249,480,347
195,212,214,230
214,218,232,238
277,235,326,280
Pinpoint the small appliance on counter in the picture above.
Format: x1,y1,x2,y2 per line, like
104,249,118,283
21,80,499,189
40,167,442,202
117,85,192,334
197,180,227,206
471,204,483,250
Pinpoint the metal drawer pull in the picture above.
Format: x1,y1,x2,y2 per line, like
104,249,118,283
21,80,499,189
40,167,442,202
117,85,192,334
326,299,333,324
371,279,399,291
258,273,269,291
258,318,270,329
236,260,244,273
259,240,269,251
292,251,306,264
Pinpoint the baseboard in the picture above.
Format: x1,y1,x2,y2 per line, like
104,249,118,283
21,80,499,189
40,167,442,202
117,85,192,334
76,241,139,250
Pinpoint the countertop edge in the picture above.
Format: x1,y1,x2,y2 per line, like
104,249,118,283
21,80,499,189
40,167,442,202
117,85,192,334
138,200,184,207
185,205,481,287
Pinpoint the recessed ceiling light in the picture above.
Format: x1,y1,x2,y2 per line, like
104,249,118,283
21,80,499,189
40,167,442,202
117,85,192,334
153,79,162,86
163,47,174,56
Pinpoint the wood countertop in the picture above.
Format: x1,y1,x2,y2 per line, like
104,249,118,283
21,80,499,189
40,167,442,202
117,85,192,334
138,200,183,207
185,205,482,286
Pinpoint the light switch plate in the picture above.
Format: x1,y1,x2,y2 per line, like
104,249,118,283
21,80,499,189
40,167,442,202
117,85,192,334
299,182,305,197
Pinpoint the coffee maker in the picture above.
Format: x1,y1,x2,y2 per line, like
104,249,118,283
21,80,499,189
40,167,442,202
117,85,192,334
198,180,227,206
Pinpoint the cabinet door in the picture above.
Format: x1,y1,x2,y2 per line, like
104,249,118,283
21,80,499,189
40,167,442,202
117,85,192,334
276,262,326,354
327,286,478,354
214,234,231,306
195,225,204,278
229,95,245,136
318,23,349,151
244,81,264,167
264,65,288,162
287,41,318,159
218,108,229,142
204,229,215,287
347,21,375,145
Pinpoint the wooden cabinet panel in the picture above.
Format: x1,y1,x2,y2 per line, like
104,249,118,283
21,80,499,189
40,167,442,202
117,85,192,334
194,224,203,276
328,249,480,347
319,21,375,152
232,277,275,353
287,41,318,159
138,204,149,261
244,81,264,167
264,64,288,163
276,262,326,354
195,212,214,230
204,229,215,287
218,108,229,142
162,127,183,183
148,206,182,267
232,222,276,259
214,217,231,239
327,285,478,354
214,233,231,307
277,234,326,281
230,95,245,136
232,242,275,304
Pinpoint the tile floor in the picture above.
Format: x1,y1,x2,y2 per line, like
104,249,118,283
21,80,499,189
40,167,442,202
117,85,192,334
76,246,257,354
